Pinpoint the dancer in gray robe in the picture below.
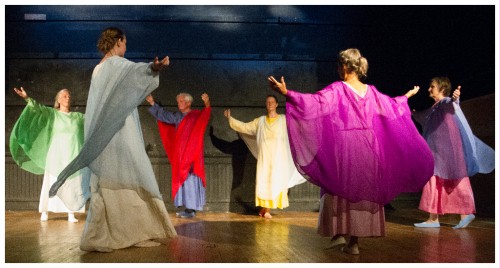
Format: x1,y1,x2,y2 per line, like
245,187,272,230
51,27,177,252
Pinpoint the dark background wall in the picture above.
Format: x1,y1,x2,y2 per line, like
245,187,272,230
3,5,496,216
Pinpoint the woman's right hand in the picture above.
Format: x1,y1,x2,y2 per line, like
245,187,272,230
224,109,231,118
146,94,155,106
14,87,28,99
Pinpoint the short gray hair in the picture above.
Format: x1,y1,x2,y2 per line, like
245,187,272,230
176,92,193,103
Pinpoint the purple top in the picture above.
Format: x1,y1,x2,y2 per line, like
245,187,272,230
285,81,434,204
413,97,494,179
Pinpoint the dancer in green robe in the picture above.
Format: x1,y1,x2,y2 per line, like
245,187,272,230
10,87,85,222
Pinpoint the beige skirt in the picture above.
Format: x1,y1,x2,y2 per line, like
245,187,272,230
317,193,385,237
80,174,177,252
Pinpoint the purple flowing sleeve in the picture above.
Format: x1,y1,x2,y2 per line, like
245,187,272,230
453,102,495,176
418,98,494,179
285,81,434,204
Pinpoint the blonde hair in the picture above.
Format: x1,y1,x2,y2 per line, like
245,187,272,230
176,92,193,103
97,27,125,54
54,89,70,109
338,48,369,80
431,77,452,96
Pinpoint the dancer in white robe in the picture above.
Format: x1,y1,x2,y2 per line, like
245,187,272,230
224,95,306,218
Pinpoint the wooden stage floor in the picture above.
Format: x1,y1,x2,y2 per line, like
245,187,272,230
3,208,497,265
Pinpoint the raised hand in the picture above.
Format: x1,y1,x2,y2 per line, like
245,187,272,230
404,86,420,98
224,109,231,118
14,87,28,99
201,93,210,107
152,56,170,72
145,94,155,106
452,86,461,101
268,76,288,95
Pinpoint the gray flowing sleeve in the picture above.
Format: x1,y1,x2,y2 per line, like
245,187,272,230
50,56,160,197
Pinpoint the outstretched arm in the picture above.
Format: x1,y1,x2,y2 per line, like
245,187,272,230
404,86,420,98
227,115,259,136
13,87,47,110
151,56,170,72
147,95,181,124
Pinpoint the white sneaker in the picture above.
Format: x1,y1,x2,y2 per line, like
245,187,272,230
68,213,78,223
40,212,48,221
341,243,360,255
325,236,346,249
452,214,475,229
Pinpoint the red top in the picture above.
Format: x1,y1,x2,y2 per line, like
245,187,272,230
157,107,211,199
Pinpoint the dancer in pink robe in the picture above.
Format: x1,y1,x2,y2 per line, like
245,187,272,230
412,77,494,229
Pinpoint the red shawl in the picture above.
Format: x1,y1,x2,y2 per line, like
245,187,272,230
157,107,211,199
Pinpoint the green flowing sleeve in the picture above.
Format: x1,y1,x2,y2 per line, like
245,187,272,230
9,98,55,174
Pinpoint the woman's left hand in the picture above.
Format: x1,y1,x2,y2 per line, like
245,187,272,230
452,86,461,101
201,93,210,107
405,86,420,98
152,56,170,72
268,76,288,95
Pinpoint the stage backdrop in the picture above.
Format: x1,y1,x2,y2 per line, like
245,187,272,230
4,5,495,216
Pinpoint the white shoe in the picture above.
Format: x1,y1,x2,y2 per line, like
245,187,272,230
453,214,475,229
40,212,48,221
325,236,346,249
414,221,440,228
341,243,360,255
134,240,161,247
68,213,78,223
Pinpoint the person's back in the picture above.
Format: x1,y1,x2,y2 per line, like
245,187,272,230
52,27,176,252
268,48,433,255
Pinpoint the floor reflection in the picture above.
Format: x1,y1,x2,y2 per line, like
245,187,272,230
4,210,495,263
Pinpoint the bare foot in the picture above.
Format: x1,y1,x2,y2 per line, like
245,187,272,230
259,208,266,217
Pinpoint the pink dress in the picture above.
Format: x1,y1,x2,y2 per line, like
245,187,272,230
413,98,494,215
418,176,475,214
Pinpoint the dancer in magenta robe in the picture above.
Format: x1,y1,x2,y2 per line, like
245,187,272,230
268,48,434,255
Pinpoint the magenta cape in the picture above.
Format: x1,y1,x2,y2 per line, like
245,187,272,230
285,81,434,204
